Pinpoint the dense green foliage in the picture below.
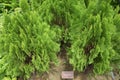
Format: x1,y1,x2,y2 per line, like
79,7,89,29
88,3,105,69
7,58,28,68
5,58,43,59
112,12,120,73
0,0,61,79
0,0,120,79
67,0,116,74
0,0,18,13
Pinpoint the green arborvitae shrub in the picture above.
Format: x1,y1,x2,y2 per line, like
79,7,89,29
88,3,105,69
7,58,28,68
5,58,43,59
0,0,120,79
38,0,119,75
67,0,116,74
111,8,120,73
0,0,60,79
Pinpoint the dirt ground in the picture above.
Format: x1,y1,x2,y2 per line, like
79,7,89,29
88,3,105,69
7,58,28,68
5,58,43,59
30,57,120,80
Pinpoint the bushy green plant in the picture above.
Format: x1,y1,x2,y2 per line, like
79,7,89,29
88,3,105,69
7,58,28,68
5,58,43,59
67,0,116,74
0,0,60,79
0,0,120,79
111,11,120,73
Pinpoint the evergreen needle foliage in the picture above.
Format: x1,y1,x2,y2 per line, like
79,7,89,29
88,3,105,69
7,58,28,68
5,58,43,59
0,0,18,13
0,0,120,79
67,0,117,74
112,9,120,73
0,0,60,79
